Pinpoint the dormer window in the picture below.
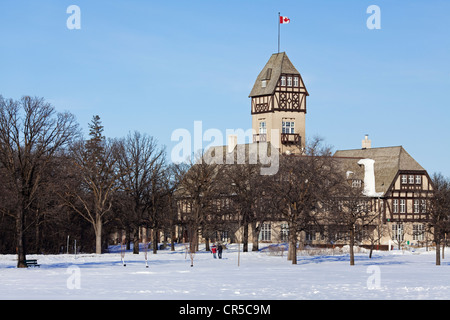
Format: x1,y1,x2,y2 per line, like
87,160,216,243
352,179,362,188
261,68,271,88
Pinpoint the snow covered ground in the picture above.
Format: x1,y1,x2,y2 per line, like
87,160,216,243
0,244,449,300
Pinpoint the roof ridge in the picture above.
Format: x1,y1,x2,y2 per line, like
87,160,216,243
335,145,403,152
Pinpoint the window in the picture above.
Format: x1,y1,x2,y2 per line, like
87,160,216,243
414,199,420,213
259,121,266,134
280,224,289,242
287,76,292,86
216,231,229,242
280,76,286,86
393,199,399,213
259,223,271,241
282,121,295,134
293,77,299,87
261,80,267,88
415,175,422,185
413,224,424,241
421,199,427,213
352,179,362,188
400,199,406,213
409,175,415,184
305,230,316,241
401,175,407,184
357,200,369,213
392,224,404,242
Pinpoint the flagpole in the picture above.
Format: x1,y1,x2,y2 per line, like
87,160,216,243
278,12,280,53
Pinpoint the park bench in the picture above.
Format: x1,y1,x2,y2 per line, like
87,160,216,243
24,259,40,268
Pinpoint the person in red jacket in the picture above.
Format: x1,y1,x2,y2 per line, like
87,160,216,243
211,245,217,259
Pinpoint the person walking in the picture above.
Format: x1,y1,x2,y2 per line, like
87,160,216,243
217,244,223,259
211,245,217,259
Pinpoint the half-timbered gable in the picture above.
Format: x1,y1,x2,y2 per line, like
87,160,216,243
384,170,433,223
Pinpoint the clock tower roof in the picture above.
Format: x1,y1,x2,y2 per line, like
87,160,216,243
249,52,307,97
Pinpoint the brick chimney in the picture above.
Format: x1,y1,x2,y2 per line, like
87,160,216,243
362,134,371,149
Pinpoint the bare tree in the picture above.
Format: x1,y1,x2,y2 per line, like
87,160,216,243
177,151,224,259
269,138,340,264
116,131,166,254
428,173,450,265
224,163,269,252
366,217,388,258
157,162,188,252
328,184,379,265
0,95,79,267
147,157,172,254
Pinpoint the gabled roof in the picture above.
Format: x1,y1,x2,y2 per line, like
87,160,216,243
333,146,426,195
249,52,308,97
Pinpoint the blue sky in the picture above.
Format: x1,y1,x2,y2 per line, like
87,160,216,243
0,1,449,176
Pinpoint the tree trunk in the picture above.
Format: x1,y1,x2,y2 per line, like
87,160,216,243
251,222,259,251
126,229,131,250
349,228,355,266
133,229,140,255
152,229,159,254
289,232,297,265
16,206,27,268
171,225,176,251
95,217,102,254
243,223,249,252
205,237,210,251
35,210,41,254
287,242,292,261
436,239,441,266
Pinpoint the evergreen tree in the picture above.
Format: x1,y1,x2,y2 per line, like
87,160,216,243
64,115,121,254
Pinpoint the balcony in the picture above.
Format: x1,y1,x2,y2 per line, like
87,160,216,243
281,133,300,145
253,133,267,143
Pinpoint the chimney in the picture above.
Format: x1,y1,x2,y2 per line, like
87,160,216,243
227,134,238,153
362,134,371,149
357,158,383,197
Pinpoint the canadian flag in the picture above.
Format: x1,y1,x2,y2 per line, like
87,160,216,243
280,16,290,24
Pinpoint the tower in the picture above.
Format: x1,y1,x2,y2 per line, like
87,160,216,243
249,52,308,155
